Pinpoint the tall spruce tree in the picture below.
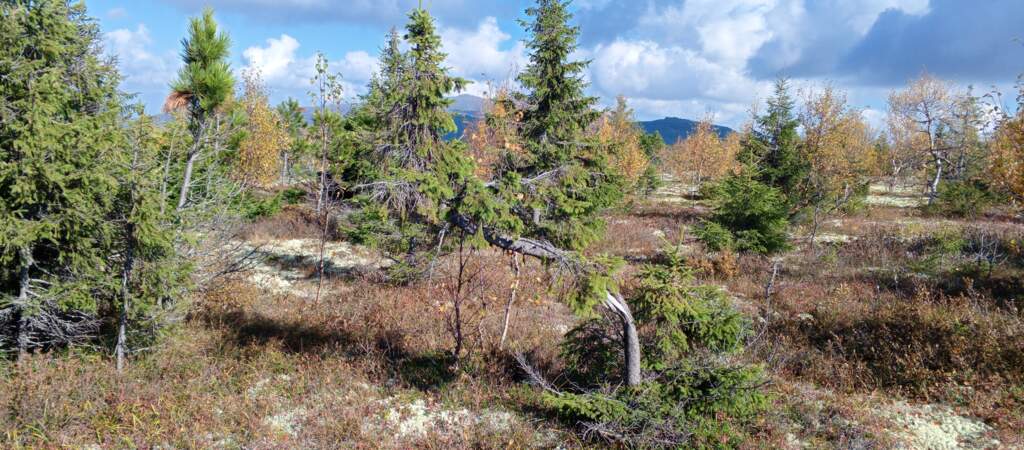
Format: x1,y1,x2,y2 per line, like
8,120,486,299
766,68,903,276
504,0,623,251
167,8,234,211
349,8,475,268
0,0,123,354
350,5,641,385
740,78,807,208
1,0,183,358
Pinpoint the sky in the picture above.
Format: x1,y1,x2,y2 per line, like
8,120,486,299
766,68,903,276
94,0,1024,128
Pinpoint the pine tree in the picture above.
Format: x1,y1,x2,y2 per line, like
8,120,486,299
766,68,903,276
167,8,234,211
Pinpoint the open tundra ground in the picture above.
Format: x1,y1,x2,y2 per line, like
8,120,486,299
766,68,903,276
1,180,1022,449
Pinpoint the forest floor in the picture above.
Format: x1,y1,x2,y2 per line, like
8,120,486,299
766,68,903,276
1,177,1021,448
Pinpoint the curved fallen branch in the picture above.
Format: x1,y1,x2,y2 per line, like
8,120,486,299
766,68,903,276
452,213,641,386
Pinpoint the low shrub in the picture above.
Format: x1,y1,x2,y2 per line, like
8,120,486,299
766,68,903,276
698,175,790,254
927,180,1000,218
239,191,284,221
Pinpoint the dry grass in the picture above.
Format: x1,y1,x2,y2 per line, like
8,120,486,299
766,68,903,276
0,248,579,448
2,196,1022,447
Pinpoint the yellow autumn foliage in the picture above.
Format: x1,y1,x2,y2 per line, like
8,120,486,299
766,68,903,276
991,112,1024,204
237,71,290,187
800,86,873,205
466,87,523,180
661,118,741,192
596,96,649,189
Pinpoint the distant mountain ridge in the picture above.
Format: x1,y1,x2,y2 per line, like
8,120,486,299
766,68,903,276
158,94,730,145
638,117,733,145
445,95,734,144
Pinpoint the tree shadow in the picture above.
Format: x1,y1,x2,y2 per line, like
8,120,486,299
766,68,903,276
200,309,458,391
629,205,708,222
205,309,356,354
258,250,382,281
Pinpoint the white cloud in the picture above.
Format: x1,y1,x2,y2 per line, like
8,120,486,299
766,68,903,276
861,107,887,130
587,39,775,124
103,24,178,88
440,17,526,83
242,34,301,83
589,39,769,104
240,34,378,100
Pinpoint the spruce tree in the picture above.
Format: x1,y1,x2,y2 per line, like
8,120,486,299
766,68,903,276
275,97,309,183
353,8,471,261
0,0,182,357
348,5,641,384
517,0,599,162
0,0,124,353
740,78,807,208
111,107,189,371
503,0,623,251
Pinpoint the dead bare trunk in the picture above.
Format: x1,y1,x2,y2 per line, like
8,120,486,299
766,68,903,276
499,254,521,349
176,119,209,212
16,247,32,360
313,206,330,304
281,152,290,184
176,149,199,211
117,142,142,372
115,223,134,372
928,152,943,204
604,292,641,386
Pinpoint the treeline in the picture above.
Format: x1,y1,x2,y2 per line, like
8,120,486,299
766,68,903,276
662,76,1024,255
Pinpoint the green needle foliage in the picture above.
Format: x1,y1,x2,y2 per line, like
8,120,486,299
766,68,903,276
168,7,234,211
699,79,798,255
697,174,791,254
0,0,186,355
552,246,766,447
0,0,124,351
347,8,493,275
500,0,624,251
169,8,233,117
740,78,807,209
